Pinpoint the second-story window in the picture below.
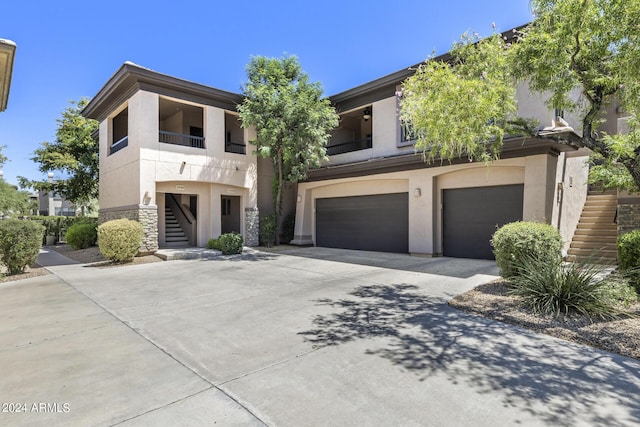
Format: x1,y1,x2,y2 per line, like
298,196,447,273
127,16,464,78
398,120,419,147
225,113,246,154
110,107,128,155
159,97,205,149
326,106,373,155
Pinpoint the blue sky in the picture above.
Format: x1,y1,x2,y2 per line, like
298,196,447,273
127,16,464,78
0,0,532,187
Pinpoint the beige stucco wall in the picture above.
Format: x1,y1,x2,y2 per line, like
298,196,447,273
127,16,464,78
515,82,583,133
295,155,564,255
98,98,141,209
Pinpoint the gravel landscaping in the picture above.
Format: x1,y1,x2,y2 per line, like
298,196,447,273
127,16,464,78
450,279,640,360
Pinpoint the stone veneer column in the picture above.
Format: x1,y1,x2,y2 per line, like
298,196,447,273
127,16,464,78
617,195,640,236
244,207,259,246
98,204,159,255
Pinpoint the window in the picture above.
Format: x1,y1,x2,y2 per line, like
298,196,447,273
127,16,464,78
399,121,418,146
222,198,231,216
110,107,128,155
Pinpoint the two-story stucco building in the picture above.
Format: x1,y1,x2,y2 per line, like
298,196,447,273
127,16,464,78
84,32,631,261
83,63,259,253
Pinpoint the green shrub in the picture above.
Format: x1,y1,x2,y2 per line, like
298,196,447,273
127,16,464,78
29,215,66,243
259,214,277,247
510,255,637,319
491,221,563,278
617,230,640,292
65,223,98,249
0,219,45,274
97,219,143,262
218,232,243,255
207,238,220,250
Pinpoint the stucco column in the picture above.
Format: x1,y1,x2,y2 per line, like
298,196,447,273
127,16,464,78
291,186,313,245
523,154,558,223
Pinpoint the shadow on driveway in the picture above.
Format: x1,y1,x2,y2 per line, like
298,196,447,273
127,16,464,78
299,283,640,426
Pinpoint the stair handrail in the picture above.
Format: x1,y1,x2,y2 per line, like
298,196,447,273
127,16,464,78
167,194,197,246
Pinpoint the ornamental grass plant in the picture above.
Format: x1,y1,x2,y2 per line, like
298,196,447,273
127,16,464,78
509,255,637,319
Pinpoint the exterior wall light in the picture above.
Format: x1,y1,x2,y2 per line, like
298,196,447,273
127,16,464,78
297,194,302,203
414,188,421,197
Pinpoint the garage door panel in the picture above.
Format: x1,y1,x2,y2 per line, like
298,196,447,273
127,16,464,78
443,185,523,259
316,193,408,253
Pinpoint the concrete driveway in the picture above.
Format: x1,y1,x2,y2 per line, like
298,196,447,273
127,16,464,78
1,247,639,426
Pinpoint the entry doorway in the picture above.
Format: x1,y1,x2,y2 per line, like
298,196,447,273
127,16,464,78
221,195,241,234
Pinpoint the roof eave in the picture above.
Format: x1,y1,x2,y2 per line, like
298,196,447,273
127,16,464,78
0,39,17,112
83,62,244,121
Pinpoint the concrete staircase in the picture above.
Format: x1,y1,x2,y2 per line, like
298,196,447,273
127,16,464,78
567,190,618,264
165,207,189,247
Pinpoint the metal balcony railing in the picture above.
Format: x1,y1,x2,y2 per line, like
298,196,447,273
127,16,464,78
326,137,372,155
225,141,246,154
159,131,205,149
109,136,128,155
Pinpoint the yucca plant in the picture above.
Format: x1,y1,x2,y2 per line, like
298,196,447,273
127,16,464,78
509,255,637,319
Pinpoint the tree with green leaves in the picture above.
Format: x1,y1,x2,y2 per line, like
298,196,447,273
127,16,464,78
400,0,640,191
0,146,32,216
0,145,7,169
238,55,339,244
20,98,99,212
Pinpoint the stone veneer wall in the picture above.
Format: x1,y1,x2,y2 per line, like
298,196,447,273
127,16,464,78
244,207,259,246
618,196,640,236
98,204,159,254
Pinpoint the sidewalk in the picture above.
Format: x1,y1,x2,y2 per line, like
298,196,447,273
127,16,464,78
37,247,80,268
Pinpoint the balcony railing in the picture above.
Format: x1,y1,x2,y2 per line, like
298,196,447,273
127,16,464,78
159,131,205,149
225,141,246,154
326,137,372,156
109,136,128,155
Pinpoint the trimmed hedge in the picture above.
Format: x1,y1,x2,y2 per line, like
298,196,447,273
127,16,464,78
218,232,243,255
98,219,143,262
0,219,44,274
65,223,98,249
207,238,220,250
491,221,563,278
618,230,640,292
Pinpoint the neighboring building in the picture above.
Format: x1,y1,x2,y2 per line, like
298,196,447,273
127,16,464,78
0,38,16,112
38,190,76,216
36,174,77,216
83,62,259,253
84,31,629,260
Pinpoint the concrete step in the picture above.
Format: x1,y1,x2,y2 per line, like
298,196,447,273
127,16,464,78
567,247,617,257
166,232,187,238
162,241,190,248
570,241,617,250
571,239,618,247
573,231,618,239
